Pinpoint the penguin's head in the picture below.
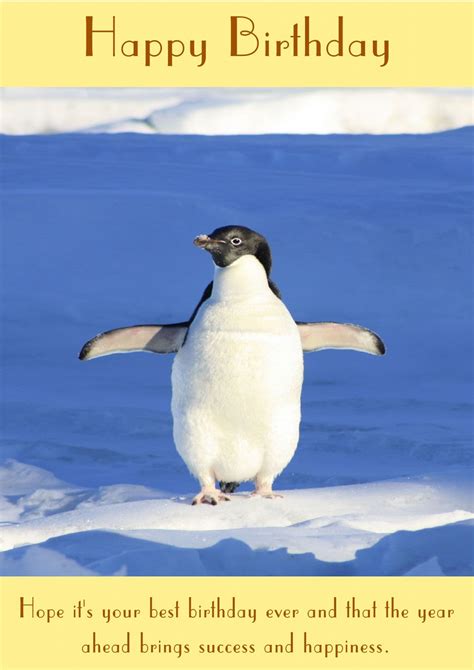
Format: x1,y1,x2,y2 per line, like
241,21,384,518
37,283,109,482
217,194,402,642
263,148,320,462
194,226,272,275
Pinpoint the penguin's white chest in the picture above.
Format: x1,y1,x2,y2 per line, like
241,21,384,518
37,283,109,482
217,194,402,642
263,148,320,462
171,256,303,484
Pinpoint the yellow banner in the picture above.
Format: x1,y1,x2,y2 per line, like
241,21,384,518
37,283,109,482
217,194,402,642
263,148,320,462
1,576,473,669
0,2,472,87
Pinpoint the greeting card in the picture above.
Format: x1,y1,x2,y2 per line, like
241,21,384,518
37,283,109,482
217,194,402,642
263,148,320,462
1,2,472,668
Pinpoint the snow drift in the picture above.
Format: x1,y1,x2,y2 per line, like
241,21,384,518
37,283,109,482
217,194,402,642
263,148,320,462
1,87,473,135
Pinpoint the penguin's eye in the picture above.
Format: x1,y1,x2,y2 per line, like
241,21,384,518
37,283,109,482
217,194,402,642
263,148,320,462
230,237,242,246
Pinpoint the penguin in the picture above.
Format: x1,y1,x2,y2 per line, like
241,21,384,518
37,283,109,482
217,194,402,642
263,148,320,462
79,226,385,505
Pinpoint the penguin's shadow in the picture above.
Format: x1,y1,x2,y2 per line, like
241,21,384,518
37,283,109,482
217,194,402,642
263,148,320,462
1,521,472,576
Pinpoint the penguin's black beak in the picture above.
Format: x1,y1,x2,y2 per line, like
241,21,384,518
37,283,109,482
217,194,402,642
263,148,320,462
194,234,226,249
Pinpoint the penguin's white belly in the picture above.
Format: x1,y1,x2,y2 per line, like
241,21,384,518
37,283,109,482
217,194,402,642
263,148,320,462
171,295,303,484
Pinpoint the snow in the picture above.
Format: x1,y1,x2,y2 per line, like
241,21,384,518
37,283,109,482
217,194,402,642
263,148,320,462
0,126,473,576
1,88,473,135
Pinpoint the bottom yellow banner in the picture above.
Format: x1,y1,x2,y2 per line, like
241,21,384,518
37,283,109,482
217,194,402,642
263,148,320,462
0,577,472,669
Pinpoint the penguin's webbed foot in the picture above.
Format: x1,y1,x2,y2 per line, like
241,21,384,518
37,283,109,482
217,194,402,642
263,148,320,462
192,487,231,506
249,476,283,499
250,487,283,499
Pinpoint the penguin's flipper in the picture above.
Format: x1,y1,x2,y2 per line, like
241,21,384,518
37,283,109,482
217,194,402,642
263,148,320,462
297,322,385,356
79,323,188,361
